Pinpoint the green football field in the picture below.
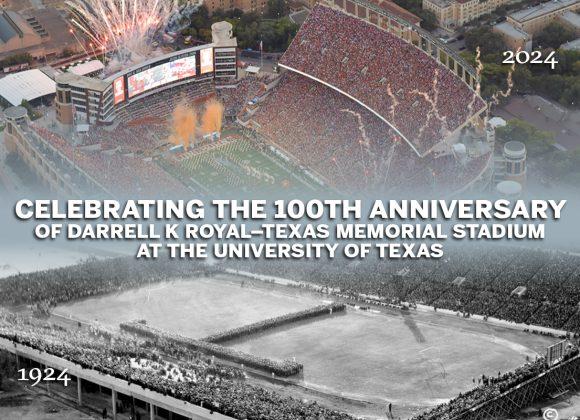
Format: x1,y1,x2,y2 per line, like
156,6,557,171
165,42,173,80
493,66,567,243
166,136,322,196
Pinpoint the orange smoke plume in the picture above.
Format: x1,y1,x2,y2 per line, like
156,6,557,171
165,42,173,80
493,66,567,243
169,103,197,148
201,99,224,134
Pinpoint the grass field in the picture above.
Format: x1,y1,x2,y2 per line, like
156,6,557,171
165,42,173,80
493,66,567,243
55,276,322,338
229,310,553,413
164,136,321,196
54,275,557,419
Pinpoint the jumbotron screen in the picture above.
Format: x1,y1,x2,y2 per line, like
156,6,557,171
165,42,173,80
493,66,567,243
200,48,214,74
127,56,197,98
113,76,125,105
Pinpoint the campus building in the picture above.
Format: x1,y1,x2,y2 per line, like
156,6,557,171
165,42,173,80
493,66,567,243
422,0,511,28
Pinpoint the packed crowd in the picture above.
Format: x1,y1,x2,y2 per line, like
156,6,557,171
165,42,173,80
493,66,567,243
252,72,491,193
217,77,265,117
413,344,579,420
222,245,580,332
201,303,345,343
31,125,190,197
0,313,354,420
279,4,486,156
121,321,304,376
0,257,216,307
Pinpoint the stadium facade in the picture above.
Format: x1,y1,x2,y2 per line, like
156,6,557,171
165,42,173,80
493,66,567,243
55,22,237,128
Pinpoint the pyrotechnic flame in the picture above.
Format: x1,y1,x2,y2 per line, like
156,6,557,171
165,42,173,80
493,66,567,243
66,0,178,60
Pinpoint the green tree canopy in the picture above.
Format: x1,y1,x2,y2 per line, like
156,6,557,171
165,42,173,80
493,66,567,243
496,119,554,157
535,22,575,49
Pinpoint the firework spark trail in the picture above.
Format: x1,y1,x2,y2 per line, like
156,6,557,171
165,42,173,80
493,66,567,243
466,47,485,115
411,70,451,142
66,0,177,60
340,109,371,147
340,108,374,184
487,48,519,118
385,84,400,121
381,139,399,191
330,157,352,187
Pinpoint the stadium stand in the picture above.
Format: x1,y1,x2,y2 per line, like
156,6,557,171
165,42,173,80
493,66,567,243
31,125,190,197
2,250,580,419
251,72,490,193
0,311,354,420
222,246,580,332
278,4,487,156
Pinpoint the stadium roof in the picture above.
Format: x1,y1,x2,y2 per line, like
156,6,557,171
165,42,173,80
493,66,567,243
0,69,56,106
67,60,105,76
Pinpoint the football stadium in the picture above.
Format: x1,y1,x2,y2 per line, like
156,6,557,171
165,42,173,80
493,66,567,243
2,1,579,420
3,0,493,198
1,245,580,420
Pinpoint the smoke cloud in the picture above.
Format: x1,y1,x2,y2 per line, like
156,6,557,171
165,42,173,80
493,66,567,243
168,98,224,149
201,99,225,135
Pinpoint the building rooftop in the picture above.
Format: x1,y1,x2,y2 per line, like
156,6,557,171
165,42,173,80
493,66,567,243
0,11,37,44
0,69,56,106
67,60,105,77
56,72,110,92
559,10,580,28
4,105,28,119
494,21,530,39
561,37,580,50
368,0,422,25
509,0,580,23
425,0,454,7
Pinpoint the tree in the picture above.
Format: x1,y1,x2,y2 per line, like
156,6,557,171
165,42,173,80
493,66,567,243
496,119,554,157
0,53,33,68
416,10,437,31
535,22,575,49
266,0,289,19
465,27,506,56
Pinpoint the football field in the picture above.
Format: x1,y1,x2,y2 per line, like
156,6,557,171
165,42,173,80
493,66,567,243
165,136,322,196
54,275,557,419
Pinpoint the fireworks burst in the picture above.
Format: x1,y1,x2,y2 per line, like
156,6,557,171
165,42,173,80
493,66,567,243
66,0,178,60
